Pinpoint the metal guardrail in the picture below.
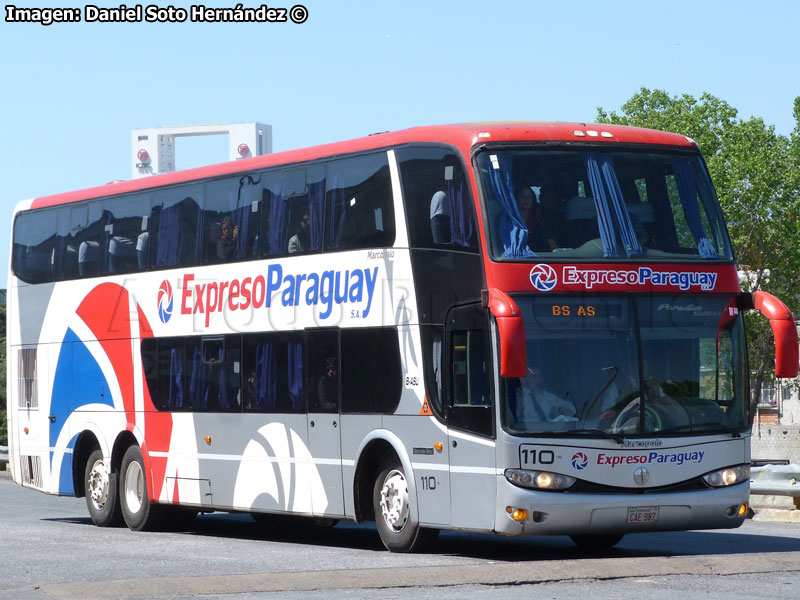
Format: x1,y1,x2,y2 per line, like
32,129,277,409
750,464,800,509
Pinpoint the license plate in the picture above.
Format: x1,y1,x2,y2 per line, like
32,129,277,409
627,506,659,523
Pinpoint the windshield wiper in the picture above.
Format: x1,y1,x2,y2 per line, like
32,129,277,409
657,422,740,437
553,428,626,445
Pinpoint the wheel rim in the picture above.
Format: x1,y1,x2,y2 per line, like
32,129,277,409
379,469,409,532
124,460,145,514
87,459,109,510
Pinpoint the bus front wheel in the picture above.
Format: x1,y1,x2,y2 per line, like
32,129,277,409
120,445,163,531
85,449,123,527
372,456,437,552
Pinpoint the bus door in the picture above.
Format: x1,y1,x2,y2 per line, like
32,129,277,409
445,304,496,530
306,329,345,517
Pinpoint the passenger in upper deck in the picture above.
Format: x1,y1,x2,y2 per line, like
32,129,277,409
288,212,311,253
514,186,559,253
430,190,451,244
216,216,238,261
537,185,566,247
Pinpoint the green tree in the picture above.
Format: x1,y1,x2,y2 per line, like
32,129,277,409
598,88,800,407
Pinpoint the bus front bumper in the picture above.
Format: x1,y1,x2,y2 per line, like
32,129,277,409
494,478,748,536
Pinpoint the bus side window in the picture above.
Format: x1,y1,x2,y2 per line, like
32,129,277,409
149,186,203,269
325,153,395,252
396,147,477,252
202,175,263,264
340,327,402,414
56,203,103,279
242,332,304,413
101,194,151,275
274,165,325,256
446,305,493,437
13,209,58,284
307,330,339,413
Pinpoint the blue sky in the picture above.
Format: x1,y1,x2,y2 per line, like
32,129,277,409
1,0,799,288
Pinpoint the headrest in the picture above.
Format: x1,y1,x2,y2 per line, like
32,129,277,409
565,196,596,220
627,202,655,223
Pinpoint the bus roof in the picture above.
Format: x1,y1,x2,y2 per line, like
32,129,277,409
28,122,695,210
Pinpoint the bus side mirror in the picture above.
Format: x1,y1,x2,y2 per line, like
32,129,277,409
483,288,527,378
741,291,799,378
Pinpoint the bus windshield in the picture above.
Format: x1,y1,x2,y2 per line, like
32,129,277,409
503,295,748,437
477,148,733,262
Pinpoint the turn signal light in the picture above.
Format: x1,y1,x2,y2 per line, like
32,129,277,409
506,506,529,522
204,435,212,445
433,442,443,452
739,503,748,516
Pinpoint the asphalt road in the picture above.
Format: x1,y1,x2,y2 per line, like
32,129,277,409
3,470,800,599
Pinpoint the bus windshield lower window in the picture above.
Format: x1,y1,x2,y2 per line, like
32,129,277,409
503,295,747,437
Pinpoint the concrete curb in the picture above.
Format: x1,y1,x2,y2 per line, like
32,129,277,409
751,508,800,523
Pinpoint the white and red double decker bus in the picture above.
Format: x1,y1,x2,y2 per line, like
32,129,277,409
7,122,798,552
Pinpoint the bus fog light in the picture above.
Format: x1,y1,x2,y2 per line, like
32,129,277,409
702,465,750,488
505,469,576,491
739,503,748,516
506,506,528,522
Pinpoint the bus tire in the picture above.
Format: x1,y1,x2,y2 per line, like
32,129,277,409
372,456,437,552
84,449,123,527
120,445,163,531
569,533,624,549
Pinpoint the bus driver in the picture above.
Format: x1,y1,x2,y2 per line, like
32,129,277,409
514,366,576,425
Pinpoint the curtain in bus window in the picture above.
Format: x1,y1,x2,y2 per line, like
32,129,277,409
288,339,303,411
168,346,185,410
155,198,202,268
187,345,207,410
267,188,288,256
599,153,643,257
583,153,643,258
490,153,536,258
328,173,346,249
253,341,277,410
672,158,718,259
308,179,324,250
447,177,474,248
187,342,234,411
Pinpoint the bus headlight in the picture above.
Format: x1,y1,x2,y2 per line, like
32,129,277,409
505,468,576,491
702,465,750,487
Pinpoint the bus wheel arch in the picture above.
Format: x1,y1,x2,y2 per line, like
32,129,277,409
353,438,396,522
72,430,101,498
111,431,139,479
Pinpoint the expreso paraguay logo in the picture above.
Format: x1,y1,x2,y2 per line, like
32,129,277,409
157,280,174,323
530,264,557,292
571,452,589,470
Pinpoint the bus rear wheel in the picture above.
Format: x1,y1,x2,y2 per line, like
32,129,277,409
569,533,624,549
84,449,123,527
120,445,163,531
372,457,437,552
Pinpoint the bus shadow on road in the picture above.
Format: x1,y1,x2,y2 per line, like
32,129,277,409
43,512,800,561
